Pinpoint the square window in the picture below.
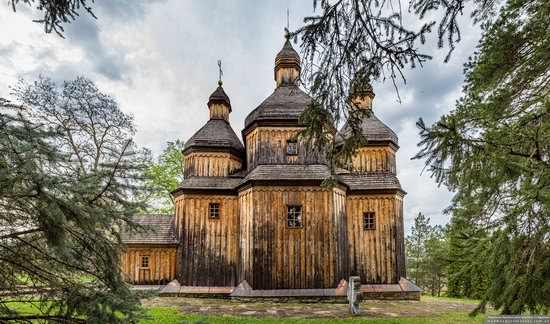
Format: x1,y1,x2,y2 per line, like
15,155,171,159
141,256,149,269
287,205,302,228
287,140,298,155
209,203,220,219
363,212,376,230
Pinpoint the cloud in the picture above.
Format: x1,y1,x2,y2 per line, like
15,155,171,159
0,0,481,232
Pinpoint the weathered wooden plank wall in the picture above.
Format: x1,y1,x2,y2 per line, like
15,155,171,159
238,185,349,289
174,194,239,287
120,245,178,285
346,194,405,284
184,152,242,178
351,147,397,174
245,127,326,171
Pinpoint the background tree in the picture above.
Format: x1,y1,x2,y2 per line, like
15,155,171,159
405,212,448,296
414,0,549,314
143,140,185,214
0,76,149,323
405,212,432,286
7,0,96,37
294,0,500,172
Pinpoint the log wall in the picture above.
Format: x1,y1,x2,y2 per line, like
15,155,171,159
174,194,239,287
120,245,178,285
184,152,242,178
245,127,326,171
238,185,349,289
350,147,396,174
346,194,405,284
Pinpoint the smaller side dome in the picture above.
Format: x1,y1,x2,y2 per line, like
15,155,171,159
349,79,375,110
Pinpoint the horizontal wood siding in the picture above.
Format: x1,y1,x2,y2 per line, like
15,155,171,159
350,147,396,174
184,152,242,178
239,186,348,289
346,194,405,284
120,246,177,285
245,127,326,171
175,194,238,287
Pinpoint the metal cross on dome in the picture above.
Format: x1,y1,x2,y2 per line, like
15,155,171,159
217,60,223,86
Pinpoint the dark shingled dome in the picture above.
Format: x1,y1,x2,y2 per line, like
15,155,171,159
275,39,300,67
208,86,231,107
244,85,314,129
184,119,244,152
335,112,398,146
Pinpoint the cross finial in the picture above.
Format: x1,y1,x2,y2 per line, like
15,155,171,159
217,60,223,86
284,9,290,40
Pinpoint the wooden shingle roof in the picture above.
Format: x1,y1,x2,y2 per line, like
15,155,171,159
121,214,178,245
339,173,403,191
184,119,244,152
244,164,331,181
335,112,398,146
244,85,314,129
178,177,243,190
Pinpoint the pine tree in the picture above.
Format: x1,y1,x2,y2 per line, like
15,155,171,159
0,76,149,322
414,0,550,314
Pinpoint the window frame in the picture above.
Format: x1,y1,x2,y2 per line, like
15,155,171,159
286,140,298,156
286,205,303,229
209,203,220,219
140,255,150,269
363,212,376,230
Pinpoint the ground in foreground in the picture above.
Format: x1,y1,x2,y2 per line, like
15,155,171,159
141,296,491,323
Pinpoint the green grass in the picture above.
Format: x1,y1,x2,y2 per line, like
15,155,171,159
141,308,487,324
422,295,481,304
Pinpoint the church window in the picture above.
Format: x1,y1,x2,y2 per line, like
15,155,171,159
209,203,220,219
363,212,376,230
287,140,298,155
141,255,149,269
287,205,302,228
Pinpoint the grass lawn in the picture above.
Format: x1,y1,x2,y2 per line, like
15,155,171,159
142,307,487,323
140,296,492,323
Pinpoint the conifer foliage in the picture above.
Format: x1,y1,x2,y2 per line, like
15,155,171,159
0,77,149,323
414,0,550,314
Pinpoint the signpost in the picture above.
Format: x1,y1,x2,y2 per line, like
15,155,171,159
347,276,363,316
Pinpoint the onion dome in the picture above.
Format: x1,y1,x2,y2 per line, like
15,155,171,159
184,81,244,154
208,81,231,112
274,34,301,87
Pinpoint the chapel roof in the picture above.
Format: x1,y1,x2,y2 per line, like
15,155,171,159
184,119,244,152
335,112,398,146
121,214,178,245
177,176,243,190
244,85,314,129
244,164,331,181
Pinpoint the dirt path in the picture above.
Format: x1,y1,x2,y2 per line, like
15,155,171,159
142,296,480,319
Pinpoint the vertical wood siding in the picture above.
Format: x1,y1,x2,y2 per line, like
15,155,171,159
350,147,397,174
239,186,348,289
245,127,326,171
346,194,405,284
184,152,242,178
120,246,177,285
174,194,239,287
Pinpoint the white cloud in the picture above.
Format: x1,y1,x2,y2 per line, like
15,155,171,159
0,0,482,232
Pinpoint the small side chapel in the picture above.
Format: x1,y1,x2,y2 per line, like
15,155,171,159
121,34,420,299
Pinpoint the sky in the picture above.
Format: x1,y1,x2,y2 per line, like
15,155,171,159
0,0,482,233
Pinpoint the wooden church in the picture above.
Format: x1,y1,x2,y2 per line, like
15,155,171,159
121,35,420,299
